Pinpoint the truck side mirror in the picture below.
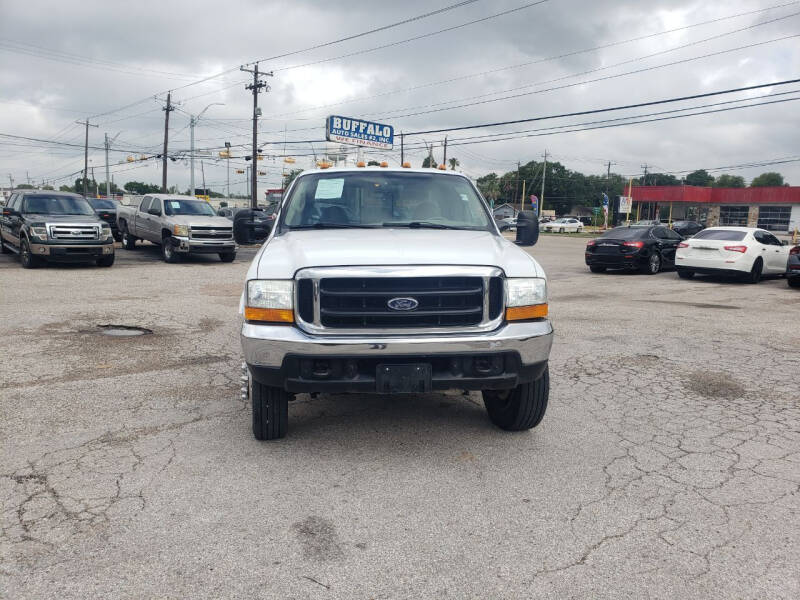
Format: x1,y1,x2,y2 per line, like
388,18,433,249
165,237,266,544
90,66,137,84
515,210,539,247
148,207,161,216
2,207,19,217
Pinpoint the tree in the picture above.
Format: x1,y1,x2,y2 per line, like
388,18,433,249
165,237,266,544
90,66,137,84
59,185,73,192
15,183,34,189
282,169,303,189
421,156,438,169
712,174,746,188
476,173,501,205
685,169,714,187
123,181,161,195
41,185,54,190
750,172,785,187
448,157,460,171
642,172,680,186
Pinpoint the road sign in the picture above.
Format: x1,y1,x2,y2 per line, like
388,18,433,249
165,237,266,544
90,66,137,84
592,207,601,215
619,196,632,214
326,115,394,150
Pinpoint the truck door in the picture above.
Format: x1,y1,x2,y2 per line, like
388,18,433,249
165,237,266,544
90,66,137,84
148,198,163,241
137,197,152,241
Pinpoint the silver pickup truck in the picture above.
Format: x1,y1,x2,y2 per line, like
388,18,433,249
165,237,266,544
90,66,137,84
117,193,236,262
240,167,552,440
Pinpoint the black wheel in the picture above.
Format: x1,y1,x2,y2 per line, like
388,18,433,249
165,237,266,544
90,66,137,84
642,252,661,274
122,230,136,250
113,231,122,242
96,254,115,267
250,375,289,440
20,238,41,269
745,258,763,284
589,265,606,273
677,269,695,279
482,365,549,431
162,238,180,263
219,252,236,263
788,277,800,289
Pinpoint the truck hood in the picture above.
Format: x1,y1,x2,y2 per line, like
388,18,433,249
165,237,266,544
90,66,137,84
253,229,545,279
169,215,232,227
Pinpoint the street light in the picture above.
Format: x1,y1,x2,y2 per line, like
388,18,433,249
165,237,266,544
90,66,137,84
189,103,224,196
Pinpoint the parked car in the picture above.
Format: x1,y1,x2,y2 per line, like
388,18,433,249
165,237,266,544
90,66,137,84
240,167,552,439
543,217,583,233
117,194,236,263
0,190,115,268
496,217,517,232
87,197,122,241
675,227,790,283
787,244,800,288
671,220,704,237
585,225,683,274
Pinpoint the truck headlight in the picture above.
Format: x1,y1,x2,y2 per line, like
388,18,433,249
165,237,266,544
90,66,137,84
101,225,112,239
173,224,189,237
505,278,548,320
245,280,294,323
30,226,48,239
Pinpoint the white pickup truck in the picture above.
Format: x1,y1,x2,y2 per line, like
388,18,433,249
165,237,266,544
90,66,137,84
240,167,552,440
117,193,236,262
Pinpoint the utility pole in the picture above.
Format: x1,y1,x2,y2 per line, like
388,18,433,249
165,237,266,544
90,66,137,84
8,174,14,190
400,133,404,165
161,92,175,193
540,150,547,214
76,119,98,197
26,171,31,186
225,141,231,199
641,164,649,186
241,63,272,209
443,136,448,168
104,132,121,199
515,161,521,207
189,103,224,198
200,160,206,197
90,166,95,196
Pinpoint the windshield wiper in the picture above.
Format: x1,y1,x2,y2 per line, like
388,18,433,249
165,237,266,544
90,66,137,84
289,223,380,230
383,221,465,230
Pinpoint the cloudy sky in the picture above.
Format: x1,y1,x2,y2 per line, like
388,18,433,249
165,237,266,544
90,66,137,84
1,0,798,197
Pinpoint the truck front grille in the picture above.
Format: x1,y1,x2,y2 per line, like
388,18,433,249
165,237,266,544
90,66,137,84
297,275,504,330
190,226,233,240
48,224,99,240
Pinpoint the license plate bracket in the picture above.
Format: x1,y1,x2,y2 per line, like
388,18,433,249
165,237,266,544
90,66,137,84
376,363,432,394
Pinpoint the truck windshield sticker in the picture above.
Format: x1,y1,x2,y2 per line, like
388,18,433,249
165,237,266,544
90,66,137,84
168,201,181,209
315,179,344,200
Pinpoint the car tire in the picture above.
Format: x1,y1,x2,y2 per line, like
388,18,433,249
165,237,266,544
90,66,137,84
251,375,289,440
589,266,606,273
162,238,180,263
677,269,695,279
745,258,763,284
642,252,661,274
483,365,549,431
788,277,800,288
219,252,236,263
113,231,122,242
96,254,114,267
20,238,41,269
122,230,136,250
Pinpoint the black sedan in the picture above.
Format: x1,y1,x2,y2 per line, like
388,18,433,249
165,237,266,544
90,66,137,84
672,220,704,237
87,198,121,241
585,225,683,274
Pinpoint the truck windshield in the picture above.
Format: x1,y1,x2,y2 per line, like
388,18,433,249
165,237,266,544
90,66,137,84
163,199,216,216
22,195,95,216
280,172,492,231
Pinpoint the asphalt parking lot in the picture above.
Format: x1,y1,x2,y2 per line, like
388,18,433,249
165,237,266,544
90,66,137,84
2,235,799,599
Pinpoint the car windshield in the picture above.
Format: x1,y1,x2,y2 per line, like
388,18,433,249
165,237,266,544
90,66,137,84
692,229,747,241
163,199,216,216
281,172,491,231
600,226,649,240
22,194,95,216
88,198,117,209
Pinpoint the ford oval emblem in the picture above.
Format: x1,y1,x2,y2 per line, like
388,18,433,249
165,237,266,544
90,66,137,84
387,297,419,311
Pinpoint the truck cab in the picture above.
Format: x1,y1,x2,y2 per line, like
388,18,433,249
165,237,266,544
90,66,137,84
240,168,552,440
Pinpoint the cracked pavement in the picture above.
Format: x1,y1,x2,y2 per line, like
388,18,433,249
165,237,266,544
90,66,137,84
2,237,799,598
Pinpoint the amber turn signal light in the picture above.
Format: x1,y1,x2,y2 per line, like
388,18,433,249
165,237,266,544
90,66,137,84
244,307,294,323
506,304,548,321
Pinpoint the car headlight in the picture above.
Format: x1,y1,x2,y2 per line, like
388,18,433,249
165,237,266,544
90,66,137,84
173,224,189,237
30,226,48,239
101,225,112,239
245,280,294,323
505,278,548,320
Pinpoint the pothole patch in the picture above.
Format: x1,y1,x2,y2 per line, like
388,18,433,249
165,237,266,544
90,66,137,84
97,324,153,337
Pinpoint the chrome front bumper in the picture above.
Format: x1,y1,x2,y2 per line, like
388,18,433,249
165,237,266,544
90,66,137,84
241,320,553,368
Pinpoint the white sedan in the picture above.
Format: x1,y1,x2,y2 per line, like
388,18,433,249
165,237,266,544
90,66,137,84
543,218,583,233
675,226,790,283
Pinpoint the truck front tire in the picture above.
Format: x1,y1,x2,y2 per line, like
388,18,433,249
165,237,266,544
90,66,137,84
96,254,115,267
162,237,180,263
20,239,42,269
122,230,136,250
251,376,289,440
482,365,549,431
219,252,236,263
